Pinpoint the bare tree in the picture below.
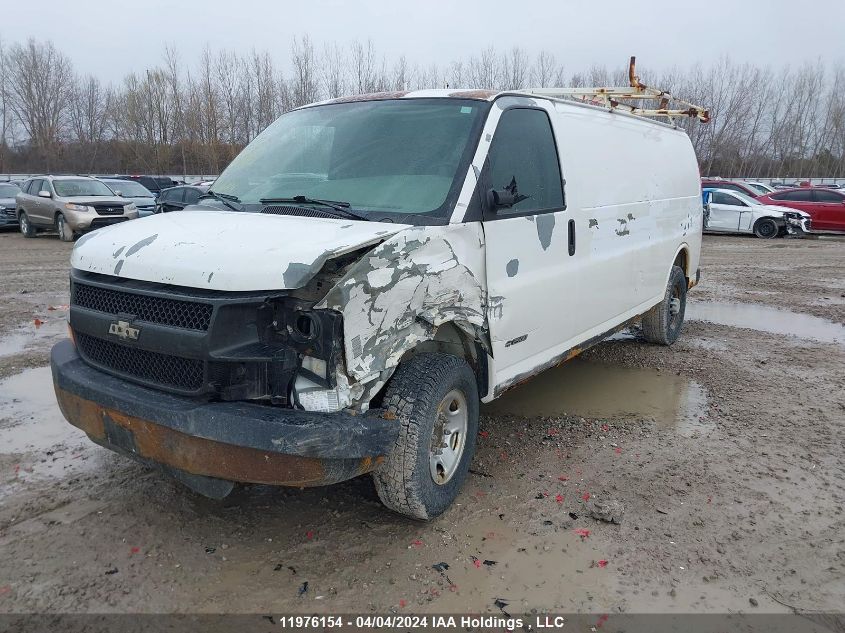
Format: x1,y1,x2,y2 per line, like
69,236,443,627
67,75,111,171
290,35,320,108
5,38,74,169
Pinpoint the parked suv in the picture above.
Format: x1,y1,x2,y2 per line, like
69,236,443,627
99,178,156,217
52,90,704,519
0,182,21,229
16,176,138,241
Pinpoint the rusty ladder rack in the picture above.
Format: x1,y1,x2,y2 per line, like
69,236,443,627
524,56,710,124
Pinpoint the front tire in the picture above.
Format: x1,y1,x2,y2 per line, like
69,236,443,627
753,218,779,239
642,265,687,345
372,353,479,520
56,213,74,242
19,212,37,237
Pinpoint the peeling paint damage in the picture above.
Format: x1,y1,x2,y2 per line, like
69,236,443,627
316,225,489,406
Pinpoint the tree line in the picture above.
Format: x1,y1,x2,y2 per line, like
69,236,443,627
0,36,843,178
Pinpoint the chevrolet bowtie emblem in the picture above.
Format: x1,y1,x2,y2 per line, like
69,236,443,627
108,320,140,341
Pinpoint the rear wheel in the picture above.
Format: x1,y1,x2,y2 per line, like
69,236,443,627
56,213,74,242
19,212,37,237
642,265,687,345
372,353,479,520
753,218,779,239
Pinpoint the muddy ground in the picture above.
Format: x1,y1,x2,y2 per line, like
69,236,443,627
0,229,843,616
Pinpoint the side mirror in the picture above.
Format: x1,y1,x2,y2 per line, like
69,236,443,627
486,176,528,211
114,190,123,197
38,190,51,198
486,187,516,209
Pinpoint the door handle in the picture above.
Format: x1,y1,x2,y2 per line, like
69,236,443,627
568,219,576,256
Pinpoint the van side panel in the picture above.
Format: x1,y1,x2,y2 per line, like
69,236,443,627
552,101,701,319
484,101,701,399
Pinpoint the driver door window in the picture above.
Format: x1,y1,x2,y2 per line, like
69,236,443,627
485,108,564,218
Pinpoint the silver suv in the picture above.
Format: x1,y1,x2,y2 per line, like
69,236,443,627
16,175,138,241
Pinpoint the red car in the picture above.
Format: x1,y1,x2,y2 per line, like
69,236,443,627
701,179,766,197
755,188,845,233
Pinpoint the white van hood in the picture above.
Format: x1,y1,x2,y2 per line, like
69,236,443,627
71,210,410,291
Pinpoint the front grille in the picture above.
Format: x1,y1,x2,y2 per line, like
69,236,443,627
90,218,129,229
76,332,204,392
73,283,213,331
92,204,126,216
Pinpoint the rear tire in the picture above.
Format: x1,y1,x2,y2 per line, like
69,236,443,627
372,353,479,520
56,213,74,242
753,218,779,239
19,212,37,237
642,265,687,346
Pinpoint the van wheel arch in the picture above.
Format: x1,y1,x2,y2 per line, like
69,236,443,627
672,246,690,282
368,323,489,409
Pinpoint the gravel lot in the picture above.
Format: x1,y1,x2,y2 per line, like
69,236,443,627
0,229,843,616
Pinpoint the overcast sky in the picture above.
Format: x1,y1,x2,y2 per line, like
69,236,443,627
4,0,844,83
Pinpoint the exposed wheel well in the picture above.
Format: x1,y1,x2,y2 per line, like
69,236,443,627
673,248,689,280
370,323,489,408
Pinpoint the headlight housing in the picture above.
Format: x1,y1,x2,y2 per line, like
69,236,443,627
64,202,93,212
124,203,137,212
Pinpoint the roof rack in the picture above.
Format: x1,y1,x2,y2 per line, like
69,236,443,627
524,56,710,124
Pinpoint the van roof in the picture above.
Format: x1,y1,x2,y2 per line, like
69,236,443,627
307,89,695,131
308,59,709,128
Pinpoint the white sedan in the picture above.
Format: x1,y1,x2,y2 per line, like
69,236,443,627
703,188,811,238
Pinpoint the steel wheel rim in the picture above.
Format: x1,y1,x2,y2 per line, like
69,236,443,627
429,389,468,486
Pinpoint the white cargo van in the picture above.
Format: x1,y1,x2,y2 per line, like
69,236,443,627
52,79,707,519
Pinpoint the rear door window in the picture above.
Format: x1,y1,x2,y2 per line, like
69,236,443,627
773,190,813,202
813,190,844,203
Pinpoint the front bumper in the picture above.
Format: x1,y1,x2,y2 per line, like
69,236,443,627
71,214,136,232
51,339,397,492
0,207,18,227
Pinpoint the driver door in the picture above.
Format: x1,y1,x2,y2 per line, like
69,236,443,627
481,105,582,389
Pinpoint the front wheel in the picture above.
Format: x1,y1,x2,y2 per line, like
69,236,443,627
372,353,479,520
56,213,74,242
642,265,687,345
753,218,779,239
19,212,37,237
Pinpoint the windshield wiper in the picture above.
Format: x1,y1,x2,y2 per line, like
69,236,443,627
259,195,369,221
199,190,242,212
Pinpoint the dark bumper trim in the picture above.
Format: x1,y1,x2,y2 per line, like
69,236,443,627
51,339,397,460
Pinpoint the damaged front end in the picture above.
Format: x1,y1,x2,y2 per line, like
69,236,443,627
54,221,490,496
782,211,811,236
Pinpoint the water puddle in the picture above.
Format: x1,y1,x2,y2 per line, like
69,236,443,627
0,366,100,483
0,316,68,358
686,301,844,345
482,359,710,436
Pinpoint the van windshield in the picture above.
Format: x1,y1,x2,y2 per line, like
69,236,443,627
212,98,487,220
